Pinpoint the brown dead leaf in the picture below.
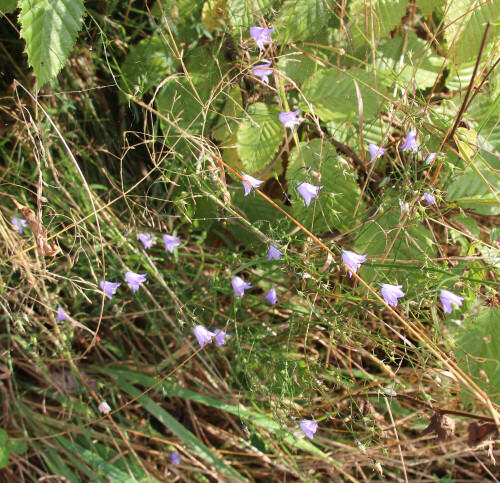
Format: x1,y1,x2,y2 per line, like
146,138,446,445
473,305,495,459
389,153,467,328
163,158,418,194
468,421,498,446
11,197,61,257
422,412,455,442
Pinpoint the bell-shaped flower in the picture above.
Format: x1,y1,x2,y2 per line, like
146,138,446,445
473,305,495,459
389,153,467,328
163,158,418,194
171,451,182,466
193,325,216,347
297,182,323,207
163,234,181,253
279,109,301,130
214,329,232,348
11,217,28,234
368,143,387,163
425,152,437,164
299,420,318,440
98,401,111,415
423,192,435,204
242,173,264,196
252,61,273,84
249,26,274,51
100,281,121,300
400,130,419,152
342,250,367,278
264,288,278,305
56,307,68,321
380,284,405,307
267,245,282,260
125,271,147,294
232,276,252,297
138,233,155,249
440,289,464,314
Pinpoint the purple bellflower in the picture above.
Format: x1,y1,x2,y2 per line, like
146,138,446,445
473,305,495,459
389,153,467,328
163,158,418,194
171,451,182,466
440,289,464,314
100,281,121,300
267,245,282,260
249,26,274,51
425,152,437,165
232,276,252,297
368,143,388,163
98,401,111,415
242,173,264,196
125,271,147,294
380,284,405,307
279,109,301,131
342,250,367,278
11,217,28,234
423,192,435,204
56,308,67,322
299,420,318,440
264,288,278,305
252,61,273,84
214,329,232,348
163,234,181,253
401,130,419,152
193,325,216,347
297,182,323,207
138,233,155,249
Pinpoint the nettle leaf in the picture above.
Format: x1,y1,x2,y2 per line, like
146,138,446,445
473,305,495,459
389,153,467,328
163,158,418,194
286,139,365,234
455,308,500,405
228,0,274,30
19,0,85,86
348,0,409,50
236,103,284,174
377,32,443,90
302,69,390,123
443,0,500,65
353,195,436,285
274,0,332,43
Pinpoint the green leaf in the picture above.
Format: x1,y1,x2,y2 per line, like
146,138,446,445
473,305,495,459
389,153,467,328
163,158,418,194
0,446,9,469
455,308,500,405
443,0,500,65
19,0,85,86
417,0,442,16
301,69,390,123
278,51,323,85
236,102,284,173
286,139,365,234
0,0,18,14
6,440,27,455
228,0,273,29
0,429,7,446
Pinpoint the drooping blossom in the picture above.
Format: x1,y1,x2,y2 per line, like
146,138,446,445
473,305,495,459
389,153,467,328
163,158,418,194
425,152,437,165
252,61,273,84
299,420,318,440
342,250,367,278
423,192,435,204
368,143,388,163
267,245,282,260
400,130,419,152
193,325,216,347
214,329,232,348
440,289,464,314
56,308,67,321
11,217,28,234
100,281,121,300
249,26,274,51
279,110,301,131
380,284,405,307
297,182,323,207
98,401,111,415
171,451,182,466
242,173,264,196
264,288,278,305
232,276,252,297
138,233,155,249
163,234,181,253
125,271,147,294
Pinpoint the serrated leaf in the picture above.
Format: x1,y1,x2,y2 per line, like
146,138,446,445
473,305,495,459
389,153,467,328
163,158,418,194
455,308,500,405
418,0,442,16
0,0,18,14
228,0,273,29
286,139,365,234
301,69,389,123
236,103,284,173
19,0,84,86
